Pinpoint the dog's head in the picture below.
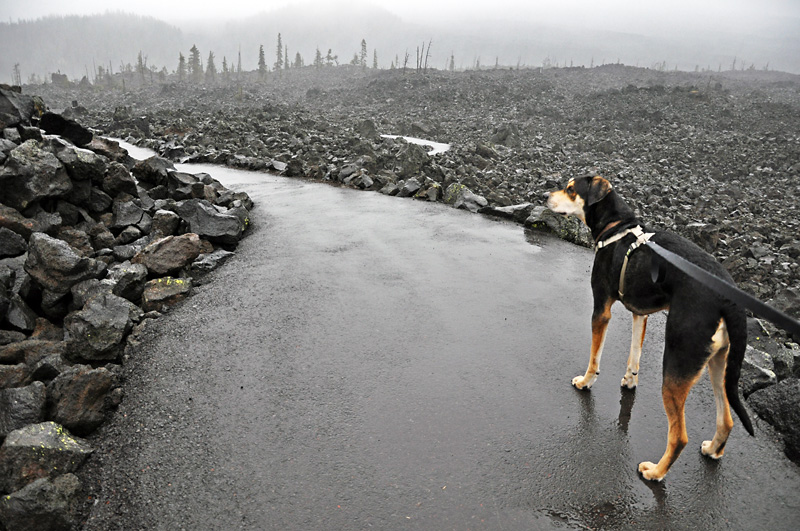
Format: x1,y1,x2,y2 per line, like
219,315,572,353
544,175,613,224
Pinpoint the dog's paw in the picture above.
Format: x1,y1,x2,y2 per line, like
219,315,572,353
701,440,724,460
638,461,665,482
621,373,638,389
572,375,594,390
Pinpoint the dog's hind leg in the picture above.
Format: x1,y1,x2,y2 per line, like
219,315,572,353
638,373,700,481
701,319,734,459
573,299,613,390
621,314,648,389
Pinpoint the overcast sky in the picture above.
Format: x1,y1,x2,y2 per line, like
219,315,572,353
4,0,799,35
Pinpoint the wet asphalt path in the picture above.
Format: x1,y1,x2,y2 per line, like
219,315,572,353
82,161,800,530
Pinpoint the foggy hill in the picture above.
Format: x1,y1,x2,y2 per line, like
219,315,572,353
0,13,184,82
2,5,799,84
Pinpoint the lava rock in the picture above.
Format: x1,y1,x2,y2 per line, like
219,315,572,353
0,140,72,210
0,87,35,130
102,162,138,197
175,199,244,246
63,293,142,362
741,345,778,398
444,183,488,213
526,206,593,248
48,137,107,183
748,378,800,462
47,365,119,436
0,473,83,531
24,232,105,295
0,226,27,258
141,276,192,312
0,203,37,239
107,261,148,302
190,249,235,277
132,155,175,187
131,233,203,276
39,112,93,147
0,421,92,493
0,382,47,439
151,209,181,237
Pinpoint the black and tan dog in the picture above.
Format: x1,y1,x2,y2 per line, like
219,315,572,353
544,175,754,482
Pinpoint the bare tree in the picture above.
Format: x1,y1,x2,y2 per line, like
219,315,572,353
424,40,432,72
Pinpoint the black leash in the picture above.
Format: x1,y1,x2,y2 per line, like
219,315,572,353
646,241,800,338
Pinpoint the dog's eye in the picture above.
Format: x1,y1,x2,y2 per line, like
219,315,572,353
566,187,576,197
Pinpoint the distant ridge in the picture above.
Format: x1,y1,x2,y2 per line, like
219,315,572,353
2,5,798,84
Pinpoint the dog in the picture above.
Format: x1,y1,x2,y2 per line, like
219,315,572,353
544,175,754,482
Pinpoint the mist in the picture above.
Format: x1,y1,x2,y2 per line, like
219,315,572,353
2,0,800,81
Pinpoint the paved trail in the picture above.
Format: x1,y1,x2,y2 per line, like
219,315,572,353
82,162,800,530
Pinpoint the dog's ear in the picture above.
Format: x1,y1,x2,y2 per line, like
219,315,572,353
587,177,612,205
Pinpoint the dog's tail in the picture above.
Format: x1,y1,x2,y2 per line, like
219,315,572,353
723,303,755,436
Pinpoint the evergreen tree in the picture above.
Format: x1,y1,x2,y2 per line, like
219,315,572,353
285,47,289,71
177,52,186,82
222,56,229,82
326,49,337,66
136,51,146,83
314,47,323,68
360,39,368,68
373,49,378,69
258,45,267,79
294,52,303,68
206,51,217,83
275,33,283,73
189,45,202,82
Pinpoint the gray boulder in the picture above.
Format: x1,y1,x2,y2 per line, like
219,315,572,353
0,363,28,389
0,140,72,210
132,155,175,187
111,200,149,231
0,422,92,493
0,226,27,258
191,249,235,277
175,199,243,245
141,277,192,312
0,87,35,130
444,183,489,213
85,136,130,164
107,261,148,302
480,202,535,223
525,205,593,248
39,112,93,147
63,293,142,361
24,232,105,295
0,203,37,239
741,345,778,398
748,378,800,461
396,177,423,198
397,143,429,179
48,365,119,435
0,382,47,439
0,473,83,531
48,137,107,183
5,293,38,332
102,162,138,197
132,233,203,276
151,209,181,237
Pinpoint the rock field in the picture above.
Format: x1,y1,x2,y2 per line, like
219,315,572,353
3,64,800,527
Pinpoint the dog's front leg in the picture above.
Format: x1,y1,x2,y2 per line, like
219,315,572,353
573,300,613,390
621,314,648,389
